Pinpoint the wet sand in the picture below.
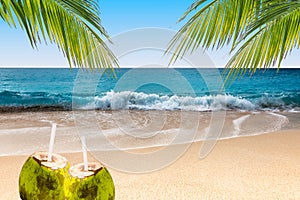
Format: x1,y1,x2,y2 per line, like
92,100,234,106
0,110,292,155
0,129,299,199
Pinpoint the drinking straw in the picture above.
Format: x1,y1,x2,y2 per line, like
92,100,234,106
81,136,89,171
48,123,57,162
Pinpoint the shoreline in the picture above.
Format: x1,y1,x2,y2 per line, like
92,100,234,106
0,110,298,156
0,129,299,199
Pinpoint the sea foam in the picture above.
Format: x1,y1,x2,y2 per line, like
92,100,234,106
87,91,256,111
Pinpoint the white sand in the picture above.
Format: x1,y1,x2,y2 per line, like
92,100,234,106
0,129,299,199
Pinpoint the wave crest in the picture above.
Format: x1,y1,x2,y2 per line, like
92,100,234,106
87,91,255,111
1,90,299,112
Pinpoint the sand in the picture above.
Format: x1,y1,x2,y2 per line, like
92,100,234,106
0,129,299,200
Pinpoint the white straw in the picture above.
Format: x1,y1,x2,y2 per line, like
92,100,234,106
47,123,57,162
81,136,89,171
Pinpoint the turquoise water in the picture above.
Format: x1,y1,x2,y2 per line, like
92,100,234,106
0,68,299,112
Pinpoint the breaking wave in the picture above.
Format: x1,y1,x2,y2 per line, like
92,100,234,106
82,91,300,112
1,90,300,112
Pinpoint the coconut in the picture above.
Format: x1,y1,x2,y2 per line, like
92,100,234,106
65,162,115,200
19,152,69,200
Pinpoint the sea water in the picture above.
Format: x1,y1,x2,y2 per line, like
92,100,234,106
0,68,299,155
0,68,299,112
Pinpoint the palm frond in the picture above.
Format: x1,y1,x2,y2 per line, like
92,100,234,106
167,0,261,64
226,1,300,79
0,0,118,70
168,0,300,81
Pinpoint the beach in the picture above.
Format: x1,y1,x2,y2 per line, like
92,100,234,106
0,68,299,199
1,0,300,197
0,129,299,199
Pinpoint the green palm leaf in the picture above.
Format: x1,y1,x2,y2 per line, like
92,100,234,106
168,0,300,80
167,0,260,61
227,1,300,78
0,0,118,70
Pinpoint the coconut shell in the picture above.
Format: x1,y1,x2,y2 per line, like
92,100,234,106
19,152,69,200
65,163,115,200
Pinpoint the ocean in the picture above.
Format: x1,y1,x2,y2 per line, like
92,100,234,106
0,68,299,155
0,68,300,112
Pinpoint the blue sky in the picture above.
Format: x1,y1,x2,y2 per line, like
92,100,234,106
0,0,298,67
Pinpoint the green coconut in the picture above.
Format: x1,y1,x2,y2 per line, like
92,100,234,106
19,152,69,200
65,162,115,200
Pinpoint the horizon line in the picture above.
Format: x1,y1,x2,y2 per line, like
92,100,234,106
0,65,300,69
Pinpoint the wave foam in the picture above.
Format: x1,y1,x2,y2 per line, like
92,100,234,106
87,91,256,111
1,90,299,112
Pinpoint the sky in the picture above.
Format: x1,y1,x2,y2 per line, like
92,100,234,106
0,0,298,67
